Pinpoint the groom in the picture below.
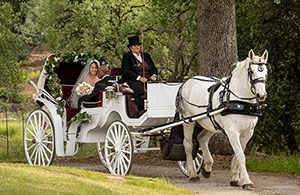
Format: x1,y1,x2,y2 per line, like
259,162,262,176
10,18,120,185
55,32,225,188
78,64,112,109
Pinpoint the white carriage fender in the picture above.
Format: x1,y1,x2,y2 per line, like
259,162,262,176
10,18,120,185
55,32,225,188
36,97,66,156
65,120,81,156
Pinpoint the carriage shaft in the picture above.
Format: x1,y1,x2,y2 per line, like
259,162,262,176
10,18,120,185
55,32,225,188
140,107,227,136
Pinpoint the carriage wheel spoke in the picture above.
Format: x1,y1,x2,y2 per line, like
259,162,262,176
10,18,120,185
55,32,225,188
120,152,130,163
119,128,125,144
121,149,131,155
27,126,36,138
107,137,116,147
38,147,42,166
34,146,39,165
38,112,42,132
112,156,118,173
106,145,114,149
40,147,45,166
26,143,36,151
42,131,52,140
117,125,122,144
40,145,50,164
30,146,37,160
116,156,120,175
111,126,118,144
41,143,52,154
42,140,53,144
25,138,34,142
110,153,117,163
121,142,130,150
33,114,38,134
107,151,115,158
42,122,49,136
120,155,128,173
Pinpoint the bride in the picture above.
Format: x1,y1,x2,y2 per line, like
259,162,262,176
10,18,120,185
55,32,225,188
67,59,101,108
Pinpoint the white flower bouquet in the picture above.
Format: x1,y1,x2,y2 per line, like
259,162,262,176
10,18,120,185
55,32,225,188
76,82,94,96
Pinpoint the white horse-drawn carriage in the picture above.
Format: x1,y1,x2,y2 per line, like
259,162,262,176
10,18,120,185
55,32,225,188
24,53,203,176
24,50,269,189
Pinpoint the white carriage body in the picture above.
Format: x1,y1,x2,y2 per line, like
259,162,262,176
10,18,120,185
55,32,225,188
78,82,181,143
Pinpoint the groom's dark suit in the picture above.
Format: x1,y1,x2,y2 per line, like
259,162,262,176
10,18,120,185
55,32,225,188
78,75,112,109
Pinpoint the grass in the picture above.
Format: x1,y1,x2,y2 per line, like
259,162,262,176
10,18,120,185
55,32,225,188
246,153,300,176
0,163,191,195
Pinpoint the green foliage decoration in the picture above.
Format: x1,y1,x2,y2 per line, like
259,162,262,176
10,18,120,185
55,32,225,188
44,52,107,116
66,111,91,130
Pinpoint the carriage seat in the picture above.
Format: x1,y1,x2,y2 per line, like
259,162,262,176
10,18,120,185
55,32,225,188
109,68,138,117
62,67,138,121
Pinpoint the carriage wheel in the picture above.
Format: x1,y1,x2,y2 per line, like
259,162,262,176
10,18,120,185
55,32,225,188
104,121,134,175
178,150,203,177
24,109,55,166
96,142,107,169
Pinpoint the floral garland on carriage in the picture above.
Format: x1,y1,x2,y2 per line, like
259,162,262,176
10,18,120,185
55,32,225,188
44,52,108,117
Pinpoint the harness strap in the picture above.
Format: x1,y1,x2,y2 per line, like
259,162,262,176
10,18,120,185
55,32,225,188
207,82,226,134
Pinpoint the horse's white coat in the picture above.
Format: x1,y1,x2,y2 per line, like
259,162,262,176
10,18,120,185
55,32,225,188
180,50,269,188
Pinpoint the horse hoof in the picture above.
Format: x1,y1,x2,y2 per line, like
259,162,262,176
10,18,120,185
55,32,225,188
201,168,211,178
189,176,200,182
242,183,255,190
230,181,240,187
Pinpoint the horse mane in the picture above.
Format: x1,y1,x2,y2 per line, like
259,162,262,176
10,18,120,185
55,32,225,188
232,58,249,75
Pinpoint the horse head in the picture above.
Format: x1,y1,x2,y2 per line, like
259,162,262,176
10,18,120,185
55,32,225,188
247,50,269,102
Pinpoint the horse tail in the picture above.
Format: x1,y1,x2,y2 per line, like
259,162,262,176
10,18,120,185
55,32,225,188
175,80,188,114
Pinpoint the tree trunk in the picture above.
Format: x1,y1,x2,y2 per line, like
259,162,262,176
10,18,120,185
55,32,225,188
197,0,238,77
197,0,238,155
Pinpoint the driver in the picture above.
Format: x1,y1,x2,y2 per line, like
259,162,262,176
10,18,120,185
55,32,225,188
120,35,158,116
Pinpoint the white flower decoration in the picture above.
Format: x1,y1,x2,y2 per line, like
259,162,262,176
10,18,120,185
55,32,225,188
76,82,94,96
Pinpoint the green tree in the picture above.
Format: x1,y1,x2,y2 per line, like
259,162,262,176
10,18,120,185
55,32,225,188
236,0,300,153
0,2,27,109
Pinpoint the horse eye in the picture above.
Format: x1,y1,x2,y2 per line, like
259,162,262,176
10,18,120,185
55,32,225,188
258,66,264,72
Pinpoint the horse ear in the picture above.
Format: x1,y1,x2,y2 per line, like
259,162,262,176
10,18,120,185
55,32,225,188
261,50,268,62
248,49,255,60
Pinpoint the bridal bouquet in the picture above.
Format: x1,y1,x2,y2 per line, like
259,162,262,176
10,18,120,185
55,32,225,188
76,82,94,96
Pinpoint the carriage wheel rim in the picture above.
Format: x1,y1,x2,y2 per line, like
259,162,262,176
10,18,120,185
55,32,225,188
178,152,203,177
97,142,108,169
24,110,55,166
104,121,133,175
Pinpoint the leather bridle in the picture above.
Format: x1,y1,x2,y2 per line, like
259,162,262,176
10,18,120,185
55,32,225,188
248,62,269,95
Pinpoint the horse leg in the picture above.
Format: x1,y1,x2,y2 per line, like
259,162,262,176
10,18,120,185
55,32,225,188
225,129,253,189
197,129,215,178
183,122,198,181
230,129,254,187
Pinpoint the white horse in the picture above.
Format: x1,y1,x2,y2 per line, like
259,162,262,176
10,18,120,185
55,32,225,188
179,50,269,189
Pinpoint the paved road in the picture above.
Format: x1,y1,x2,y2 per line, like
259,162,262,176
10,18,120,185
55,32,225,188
53,159,300,195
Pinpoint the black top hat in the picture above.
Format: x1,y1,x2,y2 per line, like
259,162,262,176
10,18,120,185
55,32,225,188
127,36,141,48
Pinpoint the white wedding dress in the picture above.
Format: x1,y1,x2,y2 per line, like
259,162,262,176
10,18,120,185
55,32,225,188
67,59,100,108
